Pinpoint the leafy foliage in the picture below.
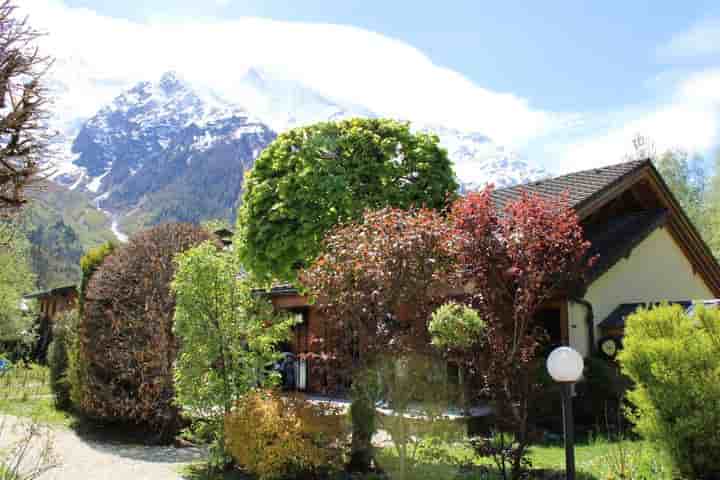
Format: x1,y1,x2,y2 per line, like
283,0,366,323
301,206,461,472
79,241,115,313
619,304,720,479
172,241,297,467
429,301,486,351
47,309,78,410
26,218,83,289
238,118,458,284
0,232,35,343
439,187,592,480
469,432,532,480
79,223,215,440
224,390,347,480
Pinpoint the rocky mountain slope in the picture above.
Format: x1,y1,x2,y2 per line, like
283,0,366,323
49,69,548,237
56,72,275,232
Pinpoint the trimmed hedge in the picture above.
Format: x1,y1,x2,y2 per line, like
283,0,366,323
79,223,216,441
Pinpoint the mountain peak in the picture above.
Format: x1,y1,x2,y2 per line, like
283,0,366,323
158,71,186,95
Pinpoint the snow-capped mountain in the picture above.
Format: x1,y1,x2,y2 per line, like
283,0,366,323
423,125,548,190
57,72,275,231
48,67,549,235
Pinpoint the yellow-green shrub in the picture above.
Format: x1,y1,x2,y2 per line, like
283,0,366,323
225,390,347,479
619,303,720,479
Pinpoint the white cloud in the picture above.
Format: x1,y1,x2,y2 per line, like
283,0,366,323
20,0,720,177
20,0,562,148
546,68,720,172
658,18,720,59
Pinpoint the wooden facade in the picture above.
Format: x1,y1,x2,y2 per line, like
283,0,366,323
23,285,78,360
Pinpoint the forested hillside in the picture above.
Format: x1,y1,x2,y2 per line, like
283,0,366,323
19,183,116,289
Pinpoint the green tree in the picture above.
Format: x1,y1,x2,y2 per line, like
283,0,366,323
0,232,36,343
237,118,458,284
704,151,720,257
172,241,297,468
628,135,714,251
655,149,708,234
619,304,720,479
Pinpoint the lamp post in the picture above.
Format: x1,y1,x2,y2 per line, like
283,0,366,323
546,346,584,480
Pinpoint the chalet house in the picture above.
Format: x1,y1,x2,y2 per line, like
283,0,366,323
23,284,78,359
267,159,720,393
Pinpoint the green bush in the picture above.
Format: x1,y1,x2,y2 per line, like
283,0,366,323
79,241,115,314
429,302,486,350
47,310,79,410
619,303,720,479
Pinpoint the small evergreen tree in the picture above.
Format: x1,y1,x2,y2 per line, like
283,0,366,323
172,241,297,468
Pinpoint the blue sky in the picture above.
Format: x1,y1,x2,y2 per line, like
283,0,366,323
64,0,720,111
27,0,720,173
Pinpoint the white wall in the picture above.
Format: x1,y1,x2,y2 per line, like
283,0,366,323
568,226,714,356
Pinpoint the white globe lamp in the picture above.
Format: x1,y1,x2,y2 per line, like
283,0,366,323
546,346,584,383
546,345,584,480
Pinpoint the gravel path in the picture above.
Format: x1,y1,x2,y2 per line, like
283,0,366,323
1,416,207,480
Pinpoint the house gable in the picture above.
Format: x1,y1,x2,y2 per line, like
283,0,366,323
568,226,714,356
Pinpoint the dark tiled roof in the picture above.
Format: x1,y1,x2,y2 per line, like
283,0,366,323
599,301,692,329
254,284,300,297
585,209,670,283
491,159,649,211
23,284,78,300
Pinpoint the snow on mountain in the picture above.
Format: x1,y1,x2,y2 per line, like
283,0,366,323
59,71,275,232
420,124,549,190
46,65,550,235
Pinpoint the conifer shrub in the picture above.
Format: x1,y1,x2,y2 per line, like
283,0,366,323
225,390,348,480
47,309,79,411
619,303,720,479
79,241,115,314
79,223,216,441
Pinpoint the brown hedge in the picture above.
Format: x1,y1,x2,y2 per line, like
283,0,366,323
80,223,217,440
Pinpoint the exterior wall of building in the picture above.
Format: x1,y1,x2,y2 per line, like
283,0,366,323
568,226,714,356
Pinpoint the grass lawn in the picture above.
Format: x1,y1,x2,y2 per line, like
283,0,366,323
375,437,674,480
183,438,673,480
0,363,73,427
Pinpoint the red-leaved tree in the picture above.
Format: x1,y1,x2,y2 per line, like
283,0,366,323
301,207,461,472
449,187,592,478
